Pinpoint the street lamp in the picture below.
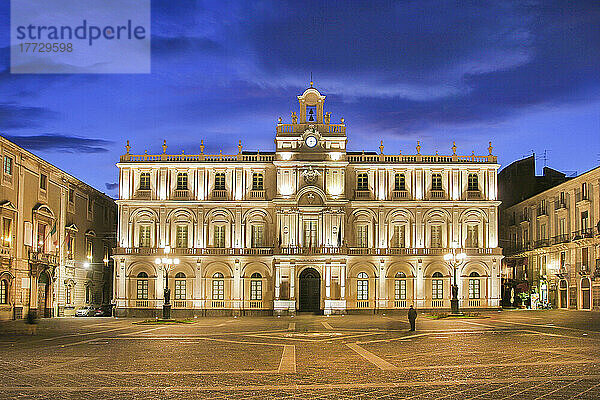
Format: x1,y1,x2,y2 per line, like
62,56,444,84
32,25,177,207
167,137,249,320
444,242,467,314
154,246,179,319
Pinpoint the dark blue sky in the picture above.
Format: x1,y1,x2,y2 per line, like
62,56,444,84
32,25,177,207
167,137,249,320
1,1,599,197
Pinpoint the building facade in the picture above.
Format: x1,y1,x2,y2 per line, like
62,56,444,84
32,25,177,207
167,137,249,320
114,85,502,317
501,164,600,310
0,136,117,320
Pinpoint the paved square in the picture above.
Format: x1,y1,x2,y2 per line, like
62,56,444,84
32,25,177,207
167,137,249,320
1,310,600,399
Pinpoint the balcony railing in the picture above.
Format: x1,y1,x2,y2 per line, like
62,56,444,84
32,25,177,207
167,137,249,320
134,189,151,199
212,189,227,200
28,251,58,266
392,190,409,200
173,300,187,308
553,234,570,244
576,192,590,203
354,190,371,200
534,239,550,248
555,200,567,210
430,190,445,199
573,228,594,240
466,190,482,200
0,245,12,259
173,189,190,199
249,189,265,199
114,246,503,257
537,207,547,216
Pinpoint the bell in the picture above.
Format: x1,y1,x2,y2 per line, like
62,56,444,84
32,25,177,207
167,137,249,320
309,115,314,121
308,109,314,114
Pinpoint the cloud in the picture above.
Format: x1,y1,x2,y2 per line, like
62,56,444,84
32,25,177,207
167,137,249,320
105,182,118,190
152,35,224,56
2,134,113,153
0,103,56,129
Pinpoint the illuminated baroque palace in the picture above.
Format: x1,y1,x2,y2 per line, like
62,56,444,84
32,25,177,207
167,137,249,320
113,84,502,317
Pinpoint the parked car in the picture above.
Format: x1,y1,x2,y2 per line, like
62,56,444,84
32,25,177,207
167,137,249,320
75,305,96,317
94,305,113,317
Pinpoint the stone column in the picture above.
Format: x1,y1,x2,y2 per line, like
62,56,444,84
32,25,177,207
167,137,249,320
275,263,281,300
325,261,331,299
416,258,424,308
290,263,295,299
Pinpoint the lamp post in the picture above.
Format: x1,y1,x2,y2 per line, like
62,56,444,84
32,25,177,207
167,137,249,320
444,242,466,315
154,246,179,320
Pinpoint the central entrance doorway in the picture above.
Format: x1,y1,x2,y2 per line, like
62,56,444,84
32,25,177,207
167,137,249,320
299,268,321,313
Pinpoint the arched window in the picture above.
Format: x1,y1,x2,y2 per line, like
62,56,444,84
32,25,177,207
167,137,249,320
432,272,444,299
250,272,262,300
468,271,480,299
175,272,186,300
581,277,591,309
85,285,91,304
559,279,568,308
177,173,188,190
0,279,8,304
137,272,148,300
394,272,406,300
394,173,406,191
212,272,224,300
468,174,478,191
357,272,368,300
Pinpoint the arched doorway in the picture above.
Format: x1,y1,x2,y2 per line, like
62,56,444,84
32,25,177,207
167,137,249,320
299,268,321,313
581,278,591,310
37,271,51,318
559,279,568,309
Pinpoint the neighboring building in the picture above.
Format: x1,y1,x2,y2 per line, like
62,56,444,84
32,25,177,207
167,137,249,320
498,154,570,210
114,84,502,317
500,163,600,309
0,136,117,320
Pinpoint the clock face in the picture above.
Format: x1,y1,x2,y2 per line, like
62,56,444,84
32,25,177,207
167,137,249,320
305,135,317,148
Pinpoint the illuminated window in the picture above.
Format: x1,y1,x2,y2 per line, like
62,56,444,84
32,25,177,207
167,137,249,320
214,173,226,190
176,225,188,248
430,225,442,248
357,173,368,191
392,225,405,248
176,173,188,190
356,225,368,248
394,173,406,191
212,272,224,300
214,225,225,248
251,225,264,248
250,272,262,300
357,272,368,300
2,218,12,248
468,272,480,299
139,225,151,247
139,172,150,190
175,272,186,300
432,272,444,299
136,272,148,299
252,173,264,190
3,156,12,176
0,280,7,304
431,174,442,191
304,220,317,247
394,272,406,300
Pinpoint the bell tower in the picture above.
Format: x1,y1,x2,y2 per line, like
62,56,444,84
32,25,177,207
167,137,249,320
298,81,325,124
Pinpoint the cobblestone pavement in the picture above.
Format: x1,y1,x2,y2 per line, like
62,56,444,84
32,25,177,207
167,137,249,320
1,310,600,399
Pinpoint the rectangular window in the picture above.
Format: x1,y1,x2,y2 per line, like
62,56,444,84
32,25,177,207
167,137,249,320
177,173,188,190
560,191,565,206
67,235,75,260
523,228,529,246
356,225,368,248
176,225,188,248
582,247,589,268
0,280,7,304
467,174,478,191
139,172,150,190
540,199,546,214
559,218,566,235
68,188,74,203
431,174,442,191
394,279,406,300
175,279,186,300
357,173,368,191
581,211,589,230
560,251,566,268
582,182,588,199
541,255,547,276
88,198,93,214
103,245,109,264
66,285,72,305
250,280,262,300
539,224,546,240
214,173,226,190
430,225,442,248
357,279,368,300
251,225,264,248
214,225,225,248
252,173,264,190
304,220,317,247
2,218,12,248
432,279,444,299
137,279,148,300
37,223,46,252
466,225,478,248
212,279,224,300
392,225,405,248
139,225,151,247
394,173,406,191
40,174,47,190
86,239,93,260
469,279,480,299
3,156,13,175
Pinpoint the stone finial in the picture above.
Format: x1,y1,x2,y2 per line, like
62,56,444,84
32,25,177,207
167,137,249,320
257,149,260,156
324,112,331,124
200,140,205,154
340,117,345,124
219,149,222,155
182,150,185,155
452,141,457,155
472,150,475,156
162,140,167,154
144,149,148,155
125,140,130,154
291,112,297,124
238,140,243,154
416,141,421,155
379,140,384,154
435,150,439,156
277,117,282,124
488,141,493,155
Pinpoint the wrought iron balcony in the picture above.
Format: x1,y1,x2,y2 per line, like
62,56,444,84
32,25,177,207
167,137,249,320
28,250,58,266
